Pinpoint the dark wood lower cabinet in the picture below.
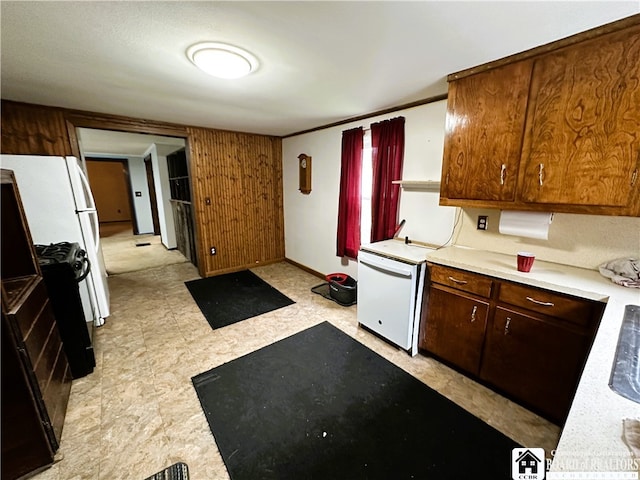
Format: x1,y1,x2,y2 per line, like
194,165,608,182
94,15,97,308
423,285,489,376
421,262,603,425
480,307,592,424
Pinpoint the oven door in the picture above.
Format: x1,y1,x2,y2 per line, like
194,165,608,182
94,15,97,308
357,250,422,353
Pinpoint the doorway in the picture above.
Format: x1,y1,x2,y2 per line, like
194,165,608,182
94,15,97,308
77,128,189,274
85,157,138,237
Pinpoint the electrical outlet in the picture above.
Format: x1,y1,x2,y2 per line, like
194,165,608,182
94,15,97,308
477,215,488,230
210,246,216,255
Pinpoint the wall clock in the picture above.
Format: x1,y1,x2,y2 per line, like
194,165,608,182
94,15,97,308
298,153,312,194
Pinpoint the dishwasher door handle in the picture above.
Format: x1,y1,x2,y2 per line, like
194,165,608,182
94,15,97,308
359,255,412,277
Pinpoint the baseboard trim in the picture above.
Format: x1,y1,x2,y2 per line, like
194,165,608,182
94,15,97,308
284,258,326,280
202,258,286,278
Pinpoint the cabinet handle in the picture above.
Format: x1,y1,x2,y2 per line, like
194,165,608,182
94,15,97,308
448,276,468,285
500,164,506,185
538,163,544,186
504,317,511,335
526,296,555,307
632,168,638,187
471,305,478,322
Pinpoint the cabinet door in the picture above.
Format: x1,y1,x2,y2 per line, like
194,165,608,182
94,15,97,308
480,306,591,423
519,25,640,209
422,285,489,376
441,60,532,202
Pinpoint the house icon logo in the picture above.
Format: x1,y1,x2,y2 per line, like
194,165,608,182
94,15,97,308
512,447,546,480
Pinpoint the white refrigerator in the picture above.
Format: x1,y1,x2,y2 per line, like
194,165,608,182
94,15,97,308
1,155,110,327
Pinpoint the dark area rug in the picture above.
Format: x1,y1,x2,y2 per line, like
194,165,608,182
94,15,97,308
192,321,519,480
143,462,189,480
185,270,294,330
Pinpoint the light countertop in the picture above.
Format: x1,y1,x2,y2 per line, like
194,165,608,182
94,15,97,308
424,246,640,474
360,239,434,264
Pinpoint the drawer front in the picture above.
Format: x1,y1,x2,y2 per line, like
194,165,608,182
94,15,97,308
428,263,493,298
12,278,48,339
498,282,599,327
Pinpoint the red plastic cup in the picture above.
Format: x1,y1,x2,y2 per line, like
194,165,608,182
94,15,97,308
517,252,535,272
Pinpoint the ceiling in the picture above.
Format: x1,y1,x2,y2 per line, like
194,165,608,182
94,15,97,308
78,128,185,157
1,1,638,139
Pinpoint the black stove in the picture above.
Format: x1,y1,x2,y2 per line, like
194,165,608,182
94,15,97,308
34,241,95,378
35,242,90,281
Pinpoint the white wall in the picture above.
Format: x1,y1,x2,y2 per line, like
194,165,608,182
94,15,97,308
454,208,640,270
126,155,154,234
282,100,457,278
143,144,178,249
283,98,639,275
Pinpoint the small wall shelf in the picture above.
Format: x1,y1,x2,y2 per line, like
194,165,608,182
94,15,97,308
391,180,441,191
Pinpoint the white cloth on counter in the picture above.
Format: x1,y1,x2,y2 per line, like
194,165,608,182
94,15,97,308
622,419,640,462
599,257,640,288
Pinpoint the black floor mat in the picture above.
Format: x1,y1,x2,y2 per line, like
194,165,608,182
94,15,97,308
192,322,519,480
143,462,189,480
185,270,294,330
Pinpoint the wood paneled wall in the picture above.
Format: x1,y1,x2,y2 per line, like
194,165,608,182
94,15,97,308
1,102,72,156
0,100,285,277
187,127,284,276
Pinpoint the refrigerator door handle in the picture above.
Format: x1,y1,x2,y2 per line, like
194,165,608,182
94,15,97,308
73,160,101,250
85,209,100,252
75,161,97,210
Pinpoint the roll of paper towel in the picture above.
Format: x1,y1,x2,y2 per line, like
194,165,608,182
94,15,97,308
498,211,553,240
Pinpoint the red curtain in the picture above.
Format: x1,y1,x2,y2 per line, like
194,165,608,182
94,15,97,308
371,116,405,242
336,127,364,259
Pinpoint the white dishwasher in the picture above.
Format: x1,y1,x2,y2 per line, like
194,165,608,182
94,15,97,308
357,240,430,356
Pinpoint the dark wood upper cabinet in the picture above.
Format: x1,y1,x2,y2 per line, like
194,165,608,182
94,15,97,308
519,24,640,209
441,60,531,202
440,16,640,216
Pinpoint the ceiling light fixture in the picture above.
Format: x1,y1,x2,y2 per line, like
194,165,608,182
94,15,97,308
187,42,258,79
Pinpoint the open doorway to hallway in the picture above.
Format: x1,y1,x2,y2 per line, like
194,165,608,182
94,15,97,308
99,220,188,275
77,128,195,274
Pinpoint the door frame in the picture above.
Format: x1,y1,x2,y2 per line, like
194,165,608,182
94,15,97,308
143,154,161,236
66,116,201,275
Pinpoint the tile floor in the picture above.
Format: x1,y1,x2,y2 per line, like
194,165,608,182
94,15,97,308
32,260,561,480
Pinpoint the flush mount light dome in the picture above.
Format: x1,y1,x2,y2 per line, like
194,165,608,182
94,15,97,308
187,42,258,79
